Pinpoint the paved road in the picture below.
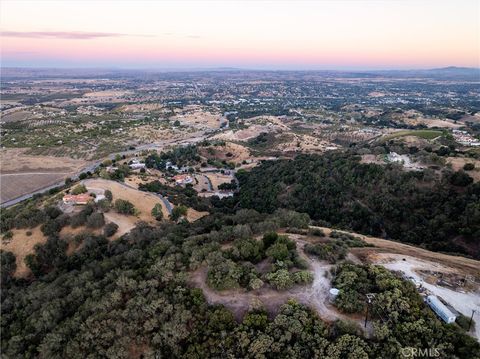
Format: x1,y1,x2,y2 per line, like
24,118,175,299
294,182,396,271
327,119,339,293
200,174,213,191
0,133,208,208
119,180,173,214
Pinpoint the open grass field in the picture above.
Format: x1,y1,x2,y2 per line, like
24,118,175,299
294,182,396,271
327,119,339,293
0,173,65,203
446,157,480,182
83,178,169,222
1,110,32,123
204,172,234,190
1,226,47,278
0,148,88,203
198,142,251,164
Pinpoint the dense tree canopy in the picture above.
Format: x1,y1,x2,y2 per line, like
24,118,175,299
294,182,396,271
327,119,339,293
1,209,478,358
235,153,480,257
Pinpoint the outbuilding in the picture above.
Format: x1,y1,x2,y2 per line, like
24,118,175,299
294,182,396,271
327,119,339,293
426,295,456,324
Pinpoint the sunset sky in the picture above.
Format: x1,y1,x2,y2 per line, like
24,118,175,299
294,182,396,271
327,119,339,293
1,0,479,70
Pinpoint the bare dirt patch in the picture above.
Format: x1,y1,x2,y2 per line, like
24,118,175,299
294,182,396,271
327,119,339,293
104,211,138,238
360,154,384,165
83,90,131,98
1,110,31,123
1,173,65,203
403,117,462,129
312,226,480,275
171,106,222,130
214,124,277,142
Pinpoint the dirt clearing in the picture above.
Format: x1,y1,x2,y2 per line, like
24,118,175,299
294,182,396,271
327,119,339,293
312,226,480,275
189,235,363,328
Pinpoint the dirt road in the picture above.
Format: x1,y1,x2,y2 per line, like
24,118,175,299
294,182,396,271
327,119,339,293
189,235,364,328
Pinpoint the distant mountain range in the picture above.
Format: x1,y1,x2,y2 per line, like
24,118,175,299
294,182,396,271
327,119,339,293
1,66,479,80
370,66,480,80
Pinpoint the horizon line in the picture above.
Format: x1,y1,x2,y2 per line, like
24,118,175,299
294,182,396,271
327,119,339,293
2,65,479,73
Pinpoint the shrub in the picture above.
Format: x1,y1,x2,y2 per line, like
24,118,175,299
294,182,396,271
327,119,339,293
104,190,113,201
70,212,88,228
274,209,310,229
71,184,88,195
114,199,136,215
41,219,62,236
292,270,314,284
249,277,264,290
309,228,325,237
463,163,475,171
207,255,242,290
1,250,16,283
450,171,473,187
86,212,105,229
151,203,163,221
170,205,188,221
266,242,290,261
97,199,111,212
232,238,264,263
44,206,62,219
2,231,13,240
456,314,475,332
262,232,278,249
265,269,294,290
103,222,119,237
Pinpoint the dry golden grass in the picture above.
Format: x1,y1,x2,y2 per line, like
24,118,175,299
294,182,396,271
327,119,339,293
205,172,234,190
0,148,87,173
83,178,169,221
199,142,251,164
186,208,209,222
0,148,88,202
446,157,480,182
1,226,46,278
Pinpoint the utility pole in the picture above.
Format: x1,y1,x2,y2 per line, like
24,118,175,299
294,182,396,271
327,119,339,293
469,309,476,331
365,293,375,328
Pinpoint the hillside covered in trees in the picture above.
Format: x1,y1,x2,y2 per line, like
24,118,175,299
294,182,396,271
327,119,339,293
2,209,479,358
235,153,480,258
1,152,480,358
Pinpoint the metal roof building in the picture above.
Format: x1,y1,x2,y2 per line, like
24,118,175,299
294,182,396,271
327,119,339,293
426,295,456,324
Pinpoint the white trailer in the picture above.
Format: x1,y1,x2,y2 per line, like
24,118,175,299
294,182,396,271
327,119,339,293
426,295,456,324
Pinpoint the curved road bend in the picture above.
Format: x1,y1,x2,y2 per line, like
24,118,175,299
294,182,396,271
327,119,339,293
103,180,174,215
